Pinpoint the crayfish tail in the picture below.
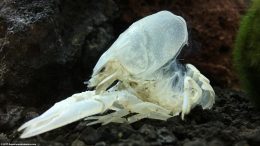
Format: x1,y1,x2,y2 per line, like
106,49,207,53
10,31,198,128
18,91,116,138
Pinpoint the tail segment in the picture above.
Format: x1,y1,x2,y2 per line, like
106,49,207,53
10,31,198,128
18,91,116,138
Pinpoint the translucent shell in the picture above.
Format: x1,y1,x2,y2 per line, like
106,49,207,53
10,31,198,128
93,11,188,78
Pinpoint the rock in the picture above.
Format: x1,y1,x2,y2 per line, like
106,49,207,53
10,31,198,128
183,139,206,146
71,140,86,146
245,128,260,146
79,127,100,145
0,105,23,132
208,139,224,146
0,133,9,143
95,141,106,146
156,127,177,145
114,134,149,146
0,0,118,106
139,124,157,140
97,123,134,143
234,141,249,146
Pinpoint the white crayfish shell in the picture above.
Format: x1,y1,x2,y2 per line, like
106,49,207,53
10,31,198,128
88,11,188,92
18,11,215,139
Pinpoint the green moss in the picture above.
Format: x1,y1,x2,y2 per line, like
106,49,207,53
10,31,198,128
233,0,260,107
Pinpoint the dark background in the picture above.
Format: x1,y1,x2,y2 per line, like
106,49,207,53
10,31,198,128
0,0,247,106
1,0,260,145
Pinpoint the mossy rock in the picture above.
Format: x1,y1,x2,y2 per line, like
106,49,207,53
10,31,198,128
233,0,260,107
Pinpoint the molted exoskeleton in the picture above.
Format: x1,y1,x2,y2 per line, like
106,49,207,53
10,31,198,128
18,11,215,139
88,11,188,93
